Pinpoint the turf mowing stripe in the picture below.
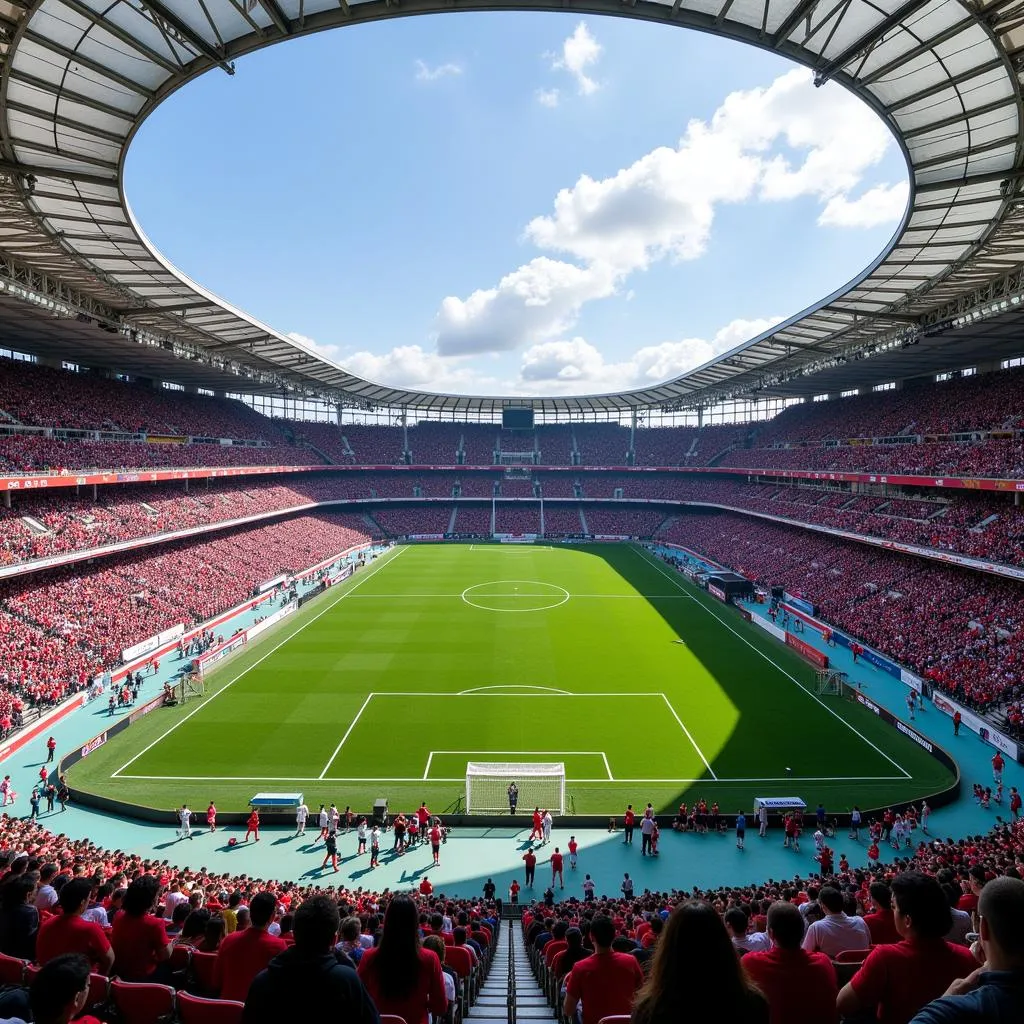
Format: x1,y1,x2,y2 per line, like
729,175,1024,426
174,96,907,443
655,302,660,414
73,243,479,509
659,693,718,779
115,773,904,783
634,544,913,780
109,545,408,779
318,693,375,779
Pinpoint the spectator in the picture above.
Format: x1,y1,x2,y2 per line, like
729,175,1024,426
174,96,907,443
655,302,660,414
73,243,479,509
29,953,102,1024
865,881,902,945
910,875,1024,1022
35,878,114,973
631,902,767,1024
837,872,978,1024
801,886,871,959
743,901,838,1024
0,875,39,960
564,913,644,1024
244,896,378,1024
357,895,447,1024
214,891,287,1001
110,875,171,981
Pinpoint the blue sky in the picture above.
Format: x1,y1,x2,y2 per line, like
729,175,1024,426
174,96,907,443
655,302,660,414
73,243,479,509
126,12,909,396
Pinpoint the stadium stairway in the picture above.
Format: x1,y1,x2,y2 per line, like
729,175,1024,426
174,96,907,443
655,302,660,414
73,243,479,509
468,920,548,1024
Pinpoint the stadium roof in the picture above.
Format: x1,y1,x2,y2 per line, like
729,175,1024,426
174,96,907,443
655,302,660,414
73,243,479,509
1,0,1024,414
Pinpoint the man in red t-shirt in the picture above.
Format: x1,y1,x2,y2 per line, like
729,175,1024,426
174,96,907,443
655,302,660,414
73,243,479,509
837,872,977,1024
522,849,537,888
992,751,1005,783
36,878,114,974
744,901,838,1024
214,891,286,1001
863,882,901,946
563,915,643,1024
550,848,564,890
623,805,635,845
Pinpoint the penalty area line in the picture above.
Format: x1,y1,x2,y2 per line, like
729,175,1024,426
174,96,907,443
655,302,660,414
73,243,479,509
109,546,407,780
660,693,717,780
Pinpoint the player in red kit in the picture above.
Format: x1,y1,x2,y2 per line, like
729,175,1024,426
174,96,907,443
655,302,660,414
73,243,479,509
567,836,578,870
550,848,564,889
245,809,260,842
530,808,542,842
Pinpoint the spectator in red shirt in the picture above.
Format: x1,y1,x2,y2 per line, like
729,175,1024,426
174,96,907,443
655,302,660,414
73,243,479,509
563,914,645,1024
864,882,902,946
214,891,286,1001
29,954,104,1024
35,879,113,974
743,901,838,1024
837,872,978,1024
357,895,447,1024
631,903,767,1024
110,876,171,981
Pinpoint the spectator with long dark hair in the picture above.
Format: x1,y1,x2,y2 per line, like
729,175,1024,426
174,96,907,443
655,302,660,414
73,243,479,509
110,875,171,981
0,874,38,960
357,895,447,1024
631,902,767,1024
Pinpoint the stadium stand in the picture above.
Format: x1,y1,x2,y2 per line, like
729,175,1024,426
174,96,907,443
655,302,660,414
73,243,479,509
372,506,455,537
655,511,1024,717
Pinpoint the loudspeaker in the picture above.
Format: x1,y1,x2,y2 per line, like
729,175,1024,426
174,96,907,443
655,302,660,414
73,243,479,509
373,799,389,825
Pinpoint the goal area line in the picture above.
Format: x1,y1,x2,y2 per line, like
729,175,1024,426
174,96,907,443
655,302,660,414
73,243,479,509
424,750,614,781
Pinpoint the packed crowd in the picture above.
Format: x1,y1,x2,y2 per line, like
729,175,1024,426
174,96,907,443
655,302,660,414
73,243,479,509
0,512,374,713
0,359,287,440
0,812,1021,1024
654,512,1024,720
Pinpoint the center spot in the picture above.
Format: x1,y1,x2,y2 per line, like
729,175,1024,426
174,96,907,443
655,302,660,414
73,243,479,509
461,580,570,613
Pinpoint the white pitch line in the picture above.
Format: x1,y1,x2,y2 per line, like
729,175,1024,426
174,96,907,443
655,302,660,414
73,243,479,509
423,751,434,781
110,545,407,779
601,752,614,781
319,694,375,779
636,546,912,779
366,691,669,697
345,593,686,599
660,693,718,780
113,773,904,783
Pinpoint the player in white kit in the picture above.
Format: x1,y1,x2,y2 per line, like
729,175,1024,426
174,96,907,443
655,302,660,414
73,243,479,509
296,801,309,836
178,804,193,840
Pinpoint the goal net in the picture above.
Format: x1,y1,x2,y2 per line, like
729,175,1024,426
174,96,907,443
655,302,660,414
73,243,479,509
816,667,847,696
177,676,206,704
466,762,565,814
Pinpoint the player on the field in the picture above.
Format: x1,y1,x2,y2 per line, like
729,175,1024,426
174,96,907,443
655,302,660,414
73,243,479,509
295,800,308,836
550,848,564,889
507,782,518,814
567,835,578,870
178,803,193,841
541,809,552,845
206,801,217,832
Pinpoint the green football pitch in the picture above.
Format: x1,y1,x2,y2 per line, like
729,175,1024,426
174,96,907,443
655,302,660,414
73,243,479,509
69,542,954,815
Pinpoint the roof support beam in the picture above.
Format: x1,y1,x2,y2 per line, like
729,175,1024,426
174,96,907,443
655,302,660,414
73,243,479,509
23,31,155,98
55,0,182,74
814,0,933,85
257,0,291,35
770,0,819,47
141,0,235,74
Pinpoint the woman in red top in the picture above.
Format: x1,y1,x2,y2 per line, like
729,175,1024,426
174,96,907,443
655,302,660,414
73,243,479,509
245,809,260,842
357,895,447,1024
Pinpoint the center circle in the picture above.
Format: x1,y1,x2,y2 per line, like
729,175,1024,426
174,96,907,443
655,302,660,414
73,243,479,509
461,580,570,613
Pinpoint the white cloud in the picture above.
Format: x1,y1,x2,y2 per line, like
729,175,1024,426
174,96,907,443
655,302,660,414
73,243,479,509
518,317,785,393
286,331,342,362
435,257,619,357
435,68,901,358
536,88,560,108
317,316,783,396
818,181,910,228
340,345,502,393
414,59,463,83
551,22,602,95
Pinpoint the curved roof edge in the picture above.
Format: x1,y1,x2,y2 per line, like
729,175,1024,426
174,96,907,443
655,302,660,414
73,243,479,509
1,0,1022,413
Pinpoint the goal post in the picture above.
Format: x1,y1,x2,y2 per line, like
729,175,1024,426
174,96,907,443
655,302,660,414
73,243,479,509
177,676,206,704
465,762,565,815
816,667,846,696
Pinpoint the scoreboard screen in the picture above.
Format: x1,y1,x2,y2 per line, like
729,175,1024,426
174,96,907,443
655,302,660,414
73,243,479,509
502,407,534,430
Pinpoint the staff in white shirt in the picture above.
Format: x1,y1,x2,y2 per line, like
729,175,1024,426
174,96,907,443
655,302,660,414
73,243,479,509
295,801,309,836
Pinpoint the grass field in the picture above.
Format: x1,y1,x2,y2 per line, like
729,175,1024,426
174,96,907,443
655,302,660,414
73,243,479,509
69,542,955,814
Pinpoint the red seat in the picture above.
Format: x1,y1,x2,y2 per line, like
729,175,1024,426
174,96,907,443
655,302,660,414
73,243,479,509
177,992,244,1024
598,1017,631,1024
109,979,175,1024
834,948,872,963
380,1017,408,1024
189,951,219,996
0,953,26,986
